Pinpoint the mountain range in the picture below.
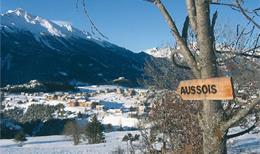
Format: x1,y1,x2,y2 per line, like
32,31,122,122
1,8,152,87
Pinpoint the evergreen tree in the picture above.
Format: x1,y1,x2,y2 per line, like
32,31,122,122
85,115,105,144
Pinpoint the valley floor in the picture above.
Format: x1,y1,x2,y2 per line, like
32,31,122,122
0,131,137,154
0,131,259,154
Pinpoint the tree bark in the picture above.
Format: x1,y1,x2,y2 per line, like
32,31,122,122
195,1,227,153
200,102,227,153
185,0,197,32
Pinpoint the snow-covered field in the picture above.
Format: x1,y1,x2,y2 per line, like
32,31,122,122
0,131,138,154
228,133,260,153
0,131,259,154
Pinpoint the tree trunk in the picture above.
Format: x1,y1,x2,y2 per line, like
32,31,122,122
202,127,227,153
195,0,227,153
201,100,227,153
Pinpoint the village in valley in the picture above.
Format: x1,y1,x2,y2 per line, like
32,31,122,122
1,81,152,129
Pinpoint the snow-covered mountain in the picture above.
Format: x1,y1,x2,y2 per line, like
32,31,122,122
2,8,82,37
1,8,151,86
1,8,118,49
144,47,173,59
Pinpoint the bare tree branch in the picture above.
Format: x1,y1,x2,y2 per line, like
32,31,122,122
236,0,260,29
211,1,260,29
216,45,260,59
171,53,191,70
186,0,197,32
216,51,260,59
227,111,259,139
221,97,260,132
227,124,256,139
211,11,218,41
182,16,190,44
254,7,260,16
144,0,155,3
211,2,238,9
81,0,109,39
153,0,200,78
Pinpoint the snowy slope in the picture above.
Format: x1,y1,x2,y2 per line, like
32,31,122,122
1,8,88,39
1,8,118,49
0,131,259,154
0,131,139,154
227,133,260,154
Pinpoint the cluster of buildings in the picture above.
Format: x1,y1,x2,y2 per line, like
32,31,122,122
1,86,152,116
43,92,104,109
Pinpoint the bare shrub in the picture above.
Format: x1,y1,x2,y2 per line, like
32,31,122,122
140,91,202,153
63,120,81,145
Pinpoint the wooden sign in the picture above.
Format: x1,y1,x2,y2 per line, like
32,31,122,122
176,77,234,100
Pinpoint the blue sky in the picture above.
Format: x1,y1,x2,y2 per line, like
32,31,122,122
1,0,258,52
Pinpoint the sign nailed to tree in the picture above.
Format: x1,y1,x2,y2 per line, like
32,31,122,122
176,77,234,100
